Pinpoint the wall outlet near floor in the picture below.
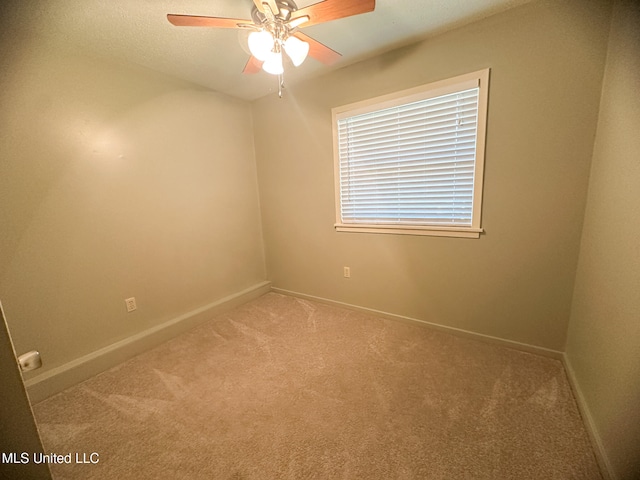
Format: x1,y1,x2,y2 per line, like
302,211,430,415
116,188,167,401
18,350,42,372
343,266,351,278
125,297,137,312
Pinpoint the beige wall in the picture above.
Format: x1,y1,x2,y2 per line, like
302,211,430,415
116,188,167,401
1,0,636,476
0,5,266,380
565,1,640,478
252,0,612,351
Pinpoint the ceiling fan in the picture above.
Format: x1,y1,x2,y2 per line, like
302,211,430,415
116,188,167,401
167,0,376,95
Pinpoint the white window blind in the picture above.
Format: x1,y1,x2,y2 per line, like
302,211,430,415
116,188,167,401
338,88,478,225
333,69,489,238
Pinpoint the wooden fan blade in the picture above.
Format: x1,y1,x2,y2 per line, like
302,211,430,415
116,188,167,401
253,0,279,15
243,56,264,75
293,32,341,65
291,0,375,28
167,14,251,28
265,0,280,15
252,0,265,13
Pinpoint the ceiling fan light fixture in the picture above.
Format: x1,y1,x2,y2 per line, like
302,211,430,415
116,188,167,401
283,36,309,67
248,30,275,61
168,0,376,96
263,51,284,75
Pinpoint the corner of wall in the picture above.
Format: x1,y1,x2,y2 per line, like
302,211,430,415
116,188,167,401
561,354,616,480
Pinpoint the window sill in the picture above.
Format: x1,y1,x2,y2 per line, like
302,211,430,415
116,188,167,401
334,223,483,239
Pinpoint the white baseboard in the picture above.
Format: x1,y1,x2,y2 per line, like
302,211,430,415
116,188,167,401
562,355,616,480
271,287,563,359
26,281,272,404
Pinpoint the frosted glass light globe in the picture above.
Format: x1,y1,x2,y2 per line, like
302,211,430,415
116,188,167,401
262,51,284,75
284,36,309,67
248,30,275,61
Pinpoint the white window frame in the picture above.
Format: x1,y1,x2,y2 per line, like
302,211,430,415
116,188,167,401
332,68,490,239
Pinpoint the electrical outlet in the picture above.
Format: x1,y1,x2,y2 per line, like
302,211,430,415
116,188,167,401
18,350,42,372
343,266,351,278
125,297,137,313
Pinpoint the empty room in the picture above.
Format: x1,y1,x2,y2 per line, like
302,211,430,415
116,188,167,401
1,0,638,479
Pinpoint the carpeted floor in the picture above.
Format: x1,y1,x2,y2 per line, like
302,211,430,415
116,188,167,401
33,293,602,479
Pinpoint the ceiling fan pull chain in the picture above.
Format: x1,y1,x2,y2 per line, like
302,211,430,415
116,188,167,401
278,74,285,98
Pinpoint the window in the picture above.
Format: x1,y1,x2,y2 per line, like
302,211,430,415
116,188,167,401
332,69,489,238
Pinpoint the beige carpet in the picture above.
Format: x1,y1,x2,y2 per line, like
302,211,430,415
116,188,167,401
33,293,601,479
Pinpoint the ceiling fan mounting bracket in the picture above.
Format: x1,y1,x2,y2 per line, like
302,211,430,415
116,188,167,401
251,0,299,25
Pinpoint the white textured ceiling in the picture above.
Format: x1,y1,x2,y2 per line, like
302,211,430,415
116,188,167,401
27,0,532,101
